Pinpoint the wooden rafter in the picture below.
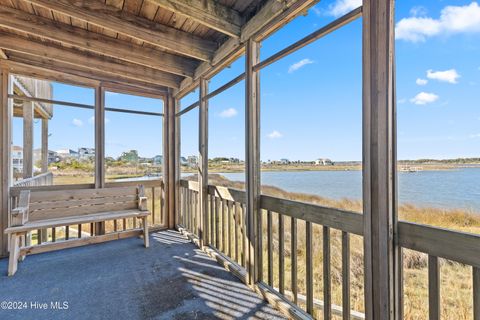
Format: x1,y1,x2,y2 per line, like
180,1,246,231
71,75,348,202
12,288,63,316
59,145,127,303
0,5,196,77
0,49,7,59
176,0,319,97
0,33,182,88
1,59,169,96
146,0,243,38
23,0,217,61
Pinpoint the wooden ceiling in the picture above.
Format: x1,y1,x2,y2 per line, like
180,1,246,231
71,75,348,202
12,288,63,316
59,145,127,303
0,0,318,97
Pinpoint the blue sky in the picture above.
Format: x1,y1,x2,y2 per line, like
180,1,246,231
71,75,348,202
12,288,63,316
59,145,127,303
14,0,480,162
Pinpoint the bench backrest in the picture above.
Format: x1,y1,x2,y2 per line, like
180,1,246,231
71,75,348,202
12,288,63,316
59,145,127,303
25,186,144,222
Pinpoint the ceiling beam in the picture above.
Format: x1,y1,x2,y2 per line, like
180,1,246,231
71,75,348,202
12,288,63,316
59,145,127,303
0,33,182,88
3,55,169,96
24,0,217,61
146,0,243,38
0,5,196,77
176,0,320,98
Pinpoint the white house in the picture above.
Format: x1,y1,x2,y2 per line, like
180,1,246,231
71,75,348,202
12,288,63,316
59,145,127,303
12,146,23,173
315,158,333,166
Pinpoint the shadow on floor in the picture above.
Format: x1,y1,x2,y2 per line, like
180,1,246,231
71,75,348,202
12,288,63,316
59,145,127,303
0,230,285,320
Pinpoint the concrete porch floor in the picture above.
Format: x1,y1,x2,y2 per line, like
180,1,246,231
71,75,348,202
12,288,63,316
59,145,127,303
0,230,286,320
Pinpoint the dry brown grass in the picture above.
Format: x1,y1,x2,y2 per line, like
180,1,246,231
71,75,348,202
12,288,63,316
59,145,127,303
196,174,480,319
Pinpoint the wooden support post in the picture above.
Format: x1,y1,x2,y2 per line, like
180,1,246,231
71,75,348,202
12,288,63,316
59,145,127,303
22,101,34,179
245,38,261,285
94,86,105,235
0,69,12,257
175,99,181,229
163,91,176,229
198,78,209,246
41,118,48,173
362,0,398,319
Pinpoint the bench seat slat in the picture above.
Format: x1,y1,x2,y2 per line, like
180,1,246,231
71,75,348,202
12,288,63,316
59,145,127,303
29,194,138,211
29,187,139,202
5,210,149,234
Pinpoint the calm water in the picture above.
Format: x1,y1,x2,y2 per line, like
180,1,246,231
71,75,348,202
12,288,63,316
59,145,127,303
212,168,480,212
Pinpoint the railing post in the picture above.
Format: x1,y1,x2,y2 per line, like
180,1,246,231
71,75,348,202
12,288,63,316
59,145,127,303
0,68,12,257
163,90,177,229
94,86,105,235
245,37,261,285
362,0,399,319
198,78,209,246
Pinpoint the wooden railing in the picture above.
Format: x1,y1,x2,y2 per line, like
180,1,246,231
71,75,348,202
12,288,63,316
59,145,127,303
13,172,53,187
9,179,166,245
179,179,480,320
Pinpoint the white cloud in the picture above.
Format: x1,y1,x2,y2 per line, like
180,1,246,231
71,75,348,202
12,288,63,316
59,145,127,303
397,98,407,104
288,58,314,73
219,108,238,118
469,133,480,139
327,0,362,17
396,2,480,42
416,78,428,86
72,118,83,127
410,92,439,105
427,69,460,84
267,130,283,139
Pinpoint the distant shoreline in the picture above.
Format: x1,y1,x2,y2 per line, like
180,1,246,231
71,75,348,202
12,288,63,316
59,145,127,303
182,163,480,173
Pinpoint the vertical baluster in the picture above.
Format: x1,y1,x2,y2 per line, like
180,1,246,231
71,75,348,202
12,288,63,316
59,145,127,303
228,200,232,258
342,231,350,320
52,227,56,242
215,197,220,249
323,226,331,320
65,225,70,240
114,220,117,232
474,267,480,320
267,210,273,287
78,224,82,238
241,203,246,268
279,213,285,294
291,217,298,304
210,194,214,245
90,223,94,236
123,219,126,231
234,202,239,263
306,221,313,315
224,199,228,252
151,187,156,226
428,255,440,320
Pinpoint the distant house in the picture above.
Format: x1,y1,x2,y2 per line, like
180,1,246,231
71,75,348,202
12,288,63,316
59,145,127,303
57,149,79,159
315,158,334,166
78,147,95,160
153,155,163,165
33,149,60,165
12,146,23,172
180,157,188,165
280,159,290,165
187,155,198,167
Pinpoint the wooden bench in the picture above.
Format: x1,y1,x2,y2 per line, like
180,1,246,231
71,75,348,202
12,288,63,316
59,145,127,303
5,185,150,276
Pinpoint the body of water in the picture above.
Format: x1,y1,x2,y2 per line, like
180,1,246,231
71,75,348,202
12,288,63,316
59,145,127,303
213,168,480,212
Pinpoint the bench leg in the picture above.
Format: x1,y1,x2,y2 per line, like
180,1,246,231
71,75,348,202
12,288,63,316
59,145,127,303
143,217,149,248
18,235,26,262
8,234,20,276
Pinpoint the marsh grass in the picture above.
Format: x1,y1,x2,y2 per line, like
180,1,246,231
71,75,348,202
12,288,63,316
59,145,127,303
198,174,480,319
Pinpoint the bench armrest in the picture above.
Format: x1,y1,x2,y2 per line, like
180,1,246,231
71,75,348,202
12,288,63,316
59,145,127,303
138,196,148,211
11,207,28,226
